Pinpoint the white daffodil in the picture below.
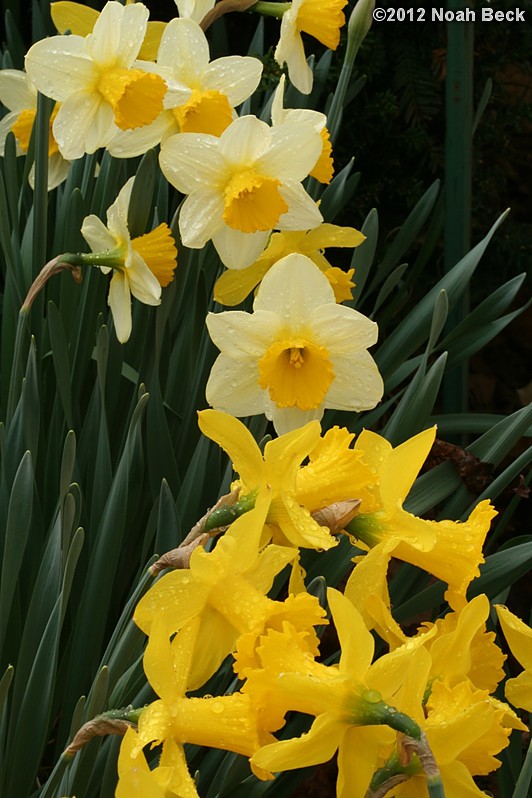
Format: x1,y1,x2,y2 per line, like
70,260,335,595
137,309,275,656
159,114,323,270
205,254,383,434
81,177,177,343
25,1,168,160
0,69,70,190
108,17,263,158
276,0,348,94
175,0,216,24
271,74,333,184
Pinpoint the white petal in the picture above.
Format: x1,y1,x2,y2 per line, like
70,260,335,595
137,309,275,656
0,69,36,112
218,115,271,165
258,120,322,182
81,214,116,252
86,1,147,68
175,0,216,24
206,354,266,417
45,152,71,191
178,191,224,248
107,111,175,158
127,252,162,305
158,17,209,76
211,227,269,270
253,254,334,318
275,18,313,95
108,271,132,343
25,36,98,101
270,74,287,126
277,182,323,230
52,92,115,159
206,308,275,358
326,351,384,411
269,405,324,436
311,304,379,352
106,177,134,242
283,107,326,133
0,111,24,155
159,132,225,193
203,56,263,107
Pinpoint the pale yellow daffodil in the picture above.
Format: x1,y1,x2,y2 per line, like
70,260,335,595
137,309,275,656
175,0,217,24
81,176,177,342
198,409,371,550
271,74,334,183
50,1,167,60
159,114,323,269
347,427,497,609
495,605,532,711
25,1,168,159
108,18,263,158
0,69,70,190
213,223,364,306
116,726,199,798
206,254,383,433
275,0,348,94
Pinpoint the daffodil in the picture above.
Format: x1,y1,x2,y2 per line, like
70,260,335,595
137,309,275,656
495,605,532,711
108,18,263,158
0,69,70,190
134,494,325,688
389,679,526,798
175,0,216,24
206,254,383,433
50,1,167,60
270,74,333,184
347,427,497,609
250,588,431,797
199,409,370,549
159,114,323,269
116,726,199,798
25,1,168,159
275,0,349,94
213,223,364,306
133,616,275,774
80,176,177,342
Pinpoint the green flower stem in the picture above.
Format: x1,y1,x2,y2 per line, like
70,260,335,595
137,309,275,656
345,514,381,548
204,493,258,532
367,732,446,798
328,0,375,143
252,2,291,19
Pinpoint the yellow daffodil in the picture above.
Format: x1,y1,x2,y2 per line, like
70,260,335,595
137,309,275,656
25,1,168,159
213,222,363,306
206,254,383,433
0,69,70,190
198,409,371,549
134,494,320,688
275,0,348,94
80,177,177,342
116,726,199,798
390,679,526,798
250,588,432,797
50,1,167,60
271,74,334,183
159,114,323,269
496,605,532,711
134,616,275,773
174,0,216,24
108,18,263,158
347,427,497,609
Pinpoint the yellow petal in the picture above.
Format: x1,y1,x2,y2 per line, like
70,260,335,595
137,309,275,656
197,409,265,488
505,670,532,712
213,258,271,306
328,588,374,679
252,713,344,772
138,21,167,61
302,223,366,251
51,1,99,35
380,426,436,509
496,604,532,669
